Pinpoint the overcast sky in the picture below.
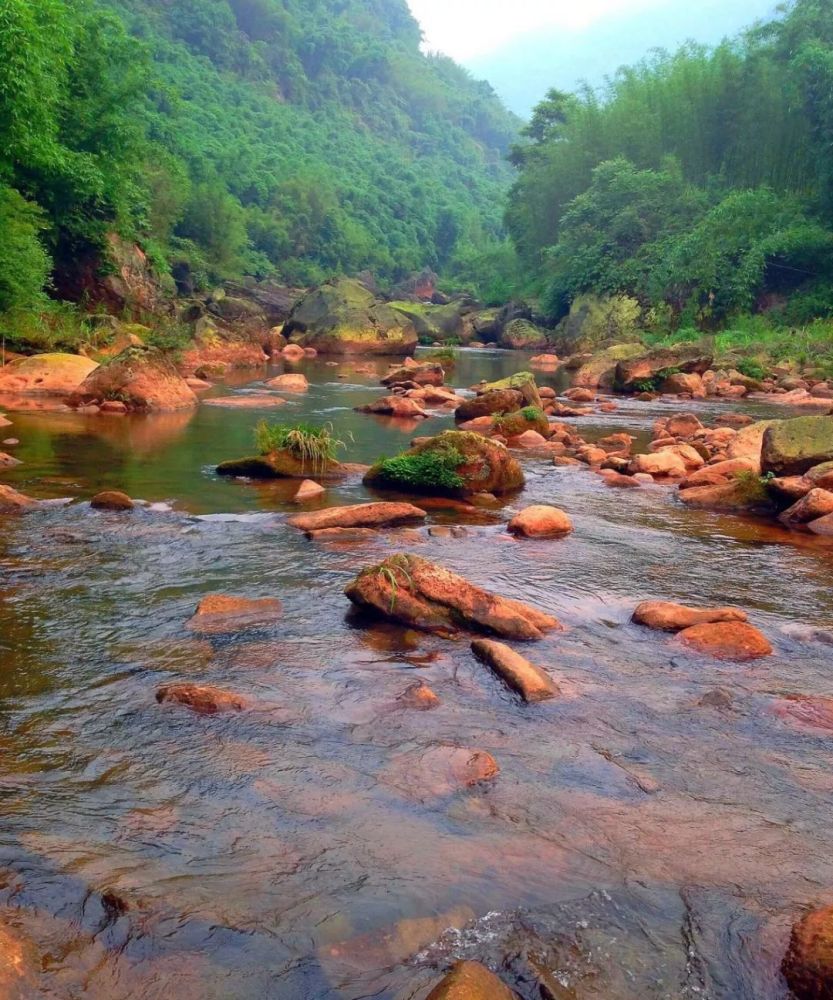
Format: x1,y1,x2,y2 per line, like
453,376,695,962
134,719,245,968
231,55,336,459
407,0,664,60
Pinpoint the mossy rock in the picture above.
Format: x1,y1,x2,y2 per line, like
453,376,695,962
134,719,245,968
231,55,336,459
284,279,416,355
455,388,524,422
762,416,833,476
389,301,467,341
493,407,549,438
479,371,542,409
217,449,347,479
571,344,646,389
365,430,524,497
499,319,549,351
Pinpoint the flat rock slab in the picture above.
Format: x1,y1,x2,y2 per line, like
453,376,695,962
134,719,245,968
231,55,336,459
156,683,246,714
345,553,560,640
632,600,748,632
203,396,287,408
675,621,773,661
186,594,283,634
426,960,516,1000
471,638,559,702
288,502,426,532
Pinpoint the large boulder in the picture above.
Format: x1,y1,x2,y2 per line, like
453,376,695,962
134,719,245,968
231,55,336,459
283,279,417,355
499,318,549,351
68,347,197,412
389,301,469,342
364,430,524,496
455,389,524,422
554,294,642,354
761,416,833,476
571,343,645,389
615,348,713,392
478,371,543,409
508,505,573,537
675,621,773,661
0,353,99,395
345,553,560,639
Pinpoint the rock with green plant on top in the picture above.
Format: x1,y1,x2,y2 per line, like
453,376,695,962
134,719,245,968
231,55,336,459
0,353,99,395
570,343,646,388
344,553,560,640
67,346,197,412
455,389,525,422
615,348,713,393
491,406,550,439
761,415,833,476
282,279,417,355
364,430,524,497
478,371,543,409
217,420,354,479
499,318,549,351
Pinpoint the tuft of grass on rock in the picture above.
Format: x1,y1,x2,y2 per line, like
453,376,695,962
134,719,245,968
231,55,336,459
254,421,344,473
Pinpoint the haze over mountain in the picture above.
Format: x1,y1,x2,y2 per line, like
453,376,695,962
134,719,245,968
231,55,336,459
462,0,779,116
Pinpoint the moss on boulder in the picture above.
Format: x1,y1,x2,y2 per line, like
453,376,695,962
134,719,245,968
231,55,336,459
364,429,524,496
479,371,542,409
762,416,833,476
499,318,549,351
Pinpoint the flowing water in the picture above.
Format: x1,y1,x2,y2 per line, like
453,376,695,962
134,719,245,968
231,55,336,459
0,349,832,999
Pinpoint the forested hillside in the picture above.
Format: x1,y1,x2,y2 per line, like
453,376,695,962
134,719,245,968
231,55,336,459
0,0,517,334
506,0,833,339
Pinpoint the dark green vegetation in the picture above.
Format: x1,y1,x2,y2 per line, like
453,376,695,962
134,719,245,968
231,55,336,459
254,420,344,473
0,0,516,340
506,0,833,363
371,444,466,492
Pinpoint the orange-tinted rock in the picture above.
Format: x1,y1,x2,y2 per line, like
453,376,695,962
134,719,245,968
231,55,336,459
307,527,379,543
265,373,308,392
282,344,306,360
783,904,833,1000
397,682,440,710
69,348,197,412
356,395,428,419
633,600,748,632
780,488,833,527
289,502,426,532
186,594,283,634
455,389,524,422
293,479,325,501
100,399,128,413
0,353,98,395
808,513,833,537
675,621,773,661
0,484,35,513
530,353,560,367
382,362,444,388
679,480,766,511
345,553,560,640
663,373,705,396
604,472,641,488
508,429,548,449
508,505,573,538
156,683,246,714
682,458,757,487
629,451,687,477
427,960,515,1000
389,746,500,798
90,490,134,511
0,451,21,467
204,395,287,409
660,443,705,469
564,387,595,402
471,638,559,702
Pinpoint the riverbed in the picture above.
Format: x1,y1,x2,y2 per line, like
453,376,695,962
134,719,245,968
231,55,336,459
1,349,832,998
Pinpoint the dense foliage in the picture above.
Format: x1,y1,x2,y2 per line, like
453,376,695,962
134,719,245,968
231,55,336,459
506,0,833,331
0,0,517,330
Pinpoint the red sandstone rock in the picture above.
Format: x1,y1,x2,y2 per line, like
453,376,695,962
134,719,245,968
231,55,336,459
397,682,440,710
426,961,515,1000
633,600,748,632
156,683,246,714
780,488,833,527
471,638,559,702
289,502,426,532
90,490,134,511
675,621,773,661
186,594,283,634
629,451,687,477
265,373,308,392
508,505,573,538
783,904,833,1000
203,395,287,409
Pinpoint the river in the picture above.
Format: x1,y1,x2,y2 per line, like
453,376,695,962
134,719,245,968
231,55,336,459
0,348,831,998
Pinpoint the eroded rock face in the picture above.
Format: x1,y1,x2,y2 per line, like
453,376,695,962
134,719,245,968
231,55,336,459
345,554,560,640
156,683,246,714
288,502,426,533
508,505,573,538
782,904,833,1000
0,353,99,395
632,601,748,632
471,638,559,702
283,279,417,355
426,960,515,1000
186,595,283,634
675,621,773,661
0,484,35,513
364,431,525,497
762,416,833,476
68,348,197,412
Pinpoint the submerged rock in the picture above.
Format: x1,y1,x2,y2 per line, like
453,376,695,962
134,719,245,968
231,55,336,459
397,681,440,710
632,601,748,632
783,904,833,1000
292,479,325,501
364,430,525,497
345,553,560,640
283,278,417,355
426,960,515,1000
471,638,559,702
508,505,573,538
386,746,501,799
156,683,246,714
186,594,283,634
90,490,135,511
288,501,426,532
675,621,773,661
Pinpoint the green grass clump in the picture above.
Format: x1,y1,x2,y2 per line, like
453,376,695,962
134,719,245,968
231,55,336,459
733,470,775,506
421,347,456,365
374,445,465,491
254,421,344,473
520,405,545,421
733,357,767,380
